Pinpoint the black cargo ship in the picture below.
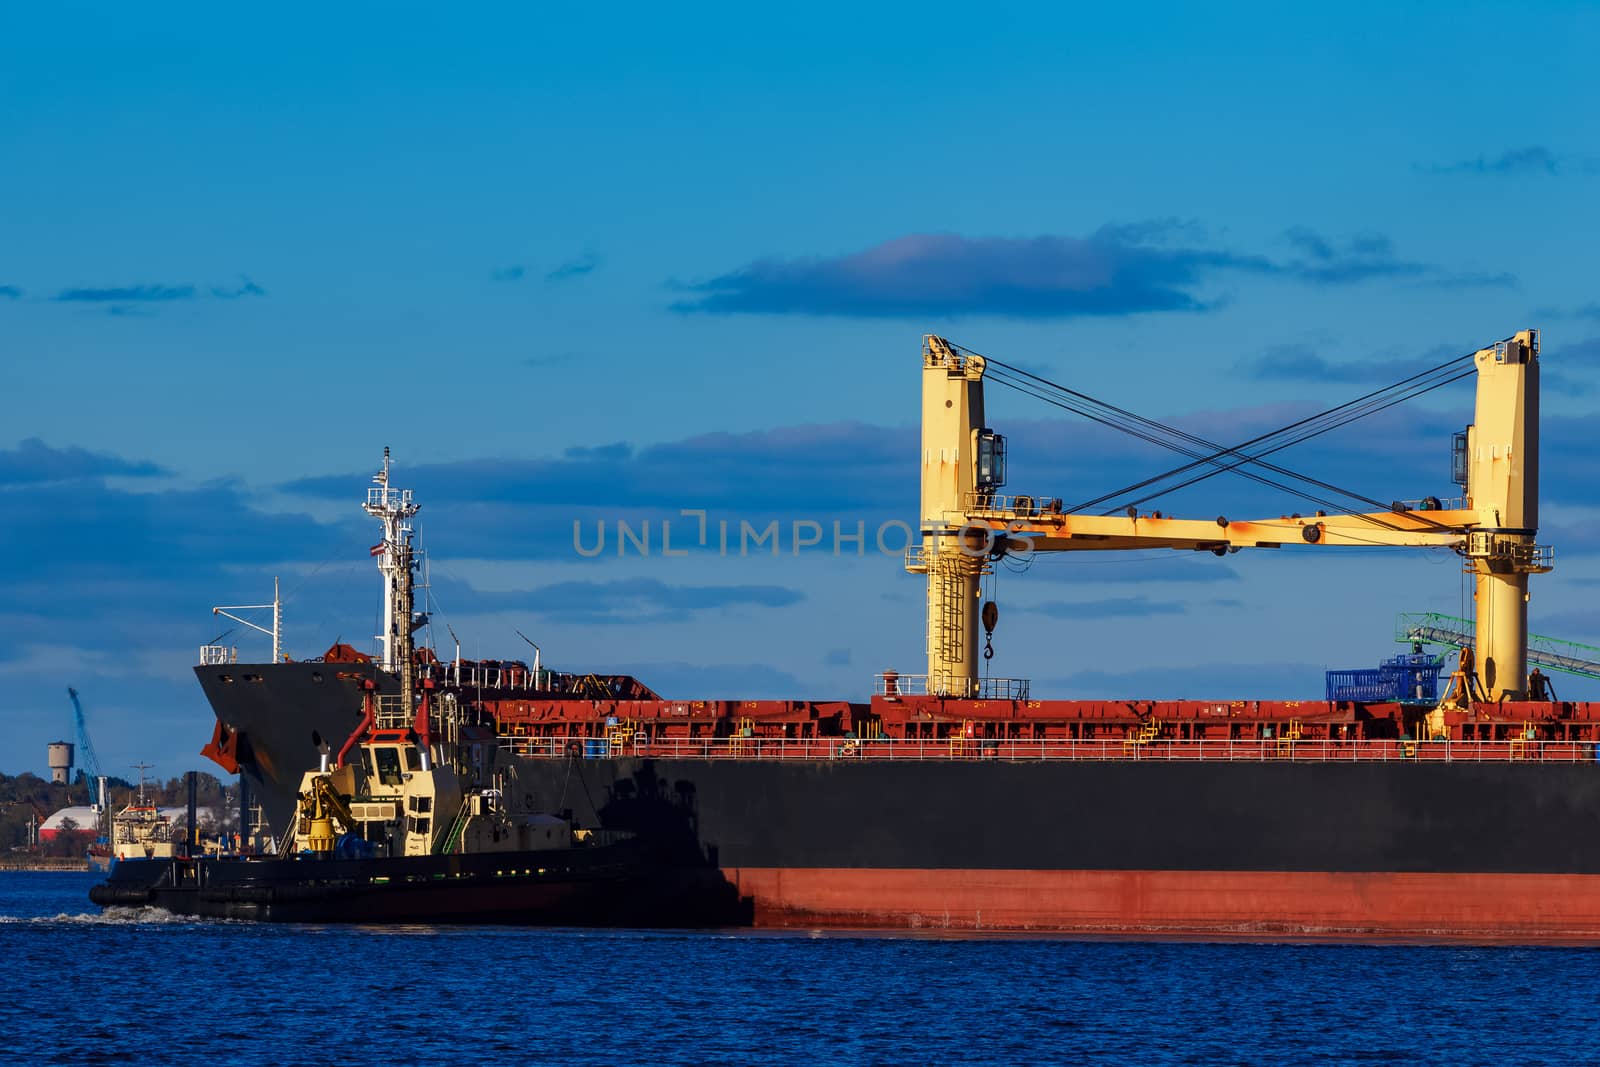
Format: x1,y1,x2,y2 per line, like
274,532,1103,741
192,331,1600,938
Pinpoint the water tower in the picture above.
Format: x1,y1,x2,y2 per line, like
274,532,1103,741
47,741,74,785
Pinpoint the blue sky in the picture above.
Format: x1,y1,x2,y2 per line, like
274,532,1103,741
3,3,1598,777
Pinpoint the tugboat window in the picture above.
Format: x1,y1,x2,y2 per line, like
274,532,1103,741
375,746,403,786
403,747,421,771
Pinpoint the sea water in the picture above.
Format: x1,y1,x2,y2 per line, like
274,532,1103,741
3,871,1597,1065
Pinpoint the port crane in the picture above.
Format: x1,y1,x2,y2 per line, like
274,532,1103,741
912,329,1549,701
66,687,105,788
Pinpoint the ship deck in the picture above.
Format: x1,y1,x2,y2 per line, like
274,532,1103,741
500,735,1600,764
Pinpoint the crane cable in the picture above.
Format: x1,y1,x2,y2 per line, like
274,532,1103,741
980,350,1469,518
978,365,1463,534
980,366,1413,528
987,361,1469,517
1108,366,1474,517
1077,357,1474,514
962,342,1475,530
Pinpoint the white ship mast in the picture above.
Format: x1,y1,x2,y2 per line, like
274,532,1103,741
362,447,420,673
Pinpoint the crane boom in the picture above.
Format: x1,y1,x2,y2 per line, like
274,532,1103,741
66,687,104,783
913,330,1550,701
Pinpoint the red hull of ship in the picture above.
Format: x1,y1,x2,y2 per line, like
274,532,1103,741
727,868,1600,941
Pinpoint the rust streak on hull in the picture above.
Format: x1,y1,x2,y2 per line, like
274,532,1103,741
728,867,1600,941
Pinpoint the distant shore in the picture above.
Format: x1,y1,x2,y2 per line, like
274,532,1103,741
0,857,90,872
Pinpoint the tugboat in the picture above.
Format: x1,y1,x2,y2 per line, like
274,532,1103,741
90,453,747,926
89,759,743,925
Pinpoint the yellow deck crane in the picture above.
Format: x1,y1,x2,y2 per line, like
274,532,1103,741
909,330,1550,701
296,774,358,854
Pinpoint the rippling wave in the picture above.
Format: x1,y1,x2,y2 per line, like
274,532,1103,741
4,870,1598,1065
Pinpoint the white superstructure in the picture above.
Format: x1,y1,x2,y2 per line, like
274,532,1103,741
362,447,420,673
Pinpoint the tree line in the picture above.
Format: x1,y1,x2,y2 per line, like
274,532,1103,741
0,770,237,855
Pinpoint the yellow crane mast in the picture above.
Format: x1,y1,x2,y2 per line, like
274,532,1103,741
910,330,1550,702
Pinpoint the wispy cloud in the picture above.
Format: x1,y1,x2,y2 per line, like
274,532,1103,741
210,277,266,299
1278,229,1508,287
1236,341,1464,384
54,284,196,303
0,285,21,300
1534,608,1600,635
1281,229,1426,283
671,223,1512,319
546,253,600,283
1040,661,1327,700
1546,338,1600,396
0,447,386,689
281,421,915,519
1024,554,1242,585
606,660,808,699
1012,596,1192,619
1240,337,1597,396
41,277,266,311
492,256,600,284
272,397,1600,566
0,438,167,487
1565,336,1600,363
671,224,1253,318
1530,303,1600,323
1421,146,1598,177
562,442,631,461
449,576,804,625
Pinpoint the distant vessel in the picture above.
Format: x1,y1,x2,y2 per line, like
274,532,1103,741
104,765,178,864
108,804,178,863
191,329,1600,938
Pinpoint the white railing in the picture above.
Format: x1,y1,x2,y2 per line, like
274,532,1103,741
874,673,1030,700
366,486,414,510
418,663,555,692
199,645,238,666
374,695,412,729
496,735,1600,765
1398,495,1468,512
962,491,1066,518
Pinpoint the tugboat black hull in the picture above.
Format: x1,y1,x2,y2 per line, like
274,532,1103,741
91,845,751,926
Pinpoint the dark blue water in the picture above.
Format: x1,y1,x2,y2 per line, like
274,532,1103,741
4,871,1598,1066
